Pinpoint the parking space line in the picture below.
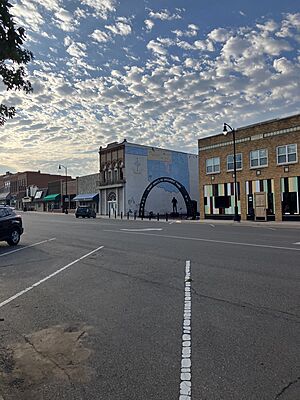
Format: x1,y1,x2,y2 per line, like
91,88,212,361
179,260,192,400
0,238,56,258
0,245,104,309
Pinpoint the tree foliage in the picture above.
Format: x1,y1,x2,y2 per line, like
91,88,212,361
0,0,33,125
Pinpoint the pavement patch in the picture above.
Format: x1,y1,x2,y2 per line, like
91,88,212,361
0,324,93,399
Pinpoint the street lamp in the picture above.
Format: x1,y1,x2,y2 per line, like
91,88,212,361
223,123,240,222
58,164,68,214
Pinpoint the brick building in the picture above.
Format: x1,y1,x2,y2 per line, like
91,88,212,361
0,171,71,209
198,114,300,222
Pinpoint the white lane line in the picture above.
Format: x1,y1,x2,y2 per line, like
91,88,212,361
120,228,163,232
294,242,300,245
0,245,104,309
0,238,56,258
103,230,300,252
179,260,192,400
209,224,215,228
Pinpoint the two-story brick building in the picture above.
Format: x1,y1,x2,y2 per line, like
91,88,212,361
198,114,300,222
98,140,199,216
0,171,72,209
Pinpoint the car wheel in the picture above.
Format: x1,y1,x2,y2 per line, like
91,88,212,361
7,228,21,246
76,215,79,218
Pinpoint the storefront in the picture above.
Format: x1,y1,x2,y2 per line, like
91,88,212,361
73,193,99,212
43,193,61,211
0,192,11,206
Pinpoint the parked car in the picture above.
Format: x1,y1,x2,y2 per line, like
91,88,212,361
75,206,96,219
0,206,24,246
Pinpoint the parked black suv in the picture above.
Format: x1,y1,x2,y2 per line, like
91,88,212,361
75,206,96,219
0,206,24,246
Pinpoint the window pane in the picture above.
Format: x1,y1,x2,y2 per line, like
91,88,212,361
260,149,267,157
277,146,286,155
250,150,258,160
206,165,213,173
227,162,234,171
288,153,296,162
236,154,242,162
260,157,268,166
287,144,296,154
278,154,286,164
236,161,242,169
206,159,213,167
251,158,258,167
227,155,234,163
214,164,220,173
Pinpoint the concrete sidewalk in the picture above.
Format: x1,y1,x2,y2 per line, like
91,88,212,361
19,210,300,229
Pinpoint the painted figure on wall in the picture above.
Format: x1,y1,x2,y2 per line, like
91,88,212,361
172,197,178,213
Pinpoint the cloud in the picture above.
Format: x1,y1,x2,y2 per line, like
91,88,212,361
148,8,182,21
81,0,116,19
147,40,168,55
172,24,199,38
54,8,76,32
90,29,111,43
105,21,132,36
145,19,155,31
66,41,87,58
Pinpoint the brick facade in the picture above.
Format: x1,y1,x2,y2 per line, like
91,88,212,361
198,114,300,221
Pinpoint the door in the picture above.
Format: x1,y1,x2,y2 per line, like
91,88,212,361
108,201,117,217
254,192,267,220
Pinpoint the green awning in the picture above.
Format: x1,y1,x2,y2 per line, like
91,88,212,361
43,194,60,202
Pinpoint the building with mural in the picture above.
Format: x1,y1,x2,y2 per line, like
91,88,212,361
198,113,300,221
98,140,199,217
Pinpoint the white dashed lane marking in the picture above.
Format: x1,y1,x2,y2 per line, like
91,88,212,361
120,228,163,232
179,260,192,400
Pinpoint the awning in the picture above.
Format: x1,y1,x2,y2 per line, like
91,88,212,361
43,194,60,202
0,192,10,201
73,193,99,202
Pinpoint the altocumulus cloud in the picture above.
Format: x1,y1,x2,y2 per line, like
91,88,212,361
1,2,300,176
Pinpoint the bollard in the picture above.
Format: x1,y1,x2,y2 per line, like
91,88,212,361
134,211,137,220
115,210,117,219
109,211,111,218
157,213,159,221
141,213,143,220
166,213,168,221
121,211,123,219
127,212,129,220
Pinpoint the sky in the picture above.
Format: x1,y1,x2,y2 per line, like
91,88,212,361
1,0,300,177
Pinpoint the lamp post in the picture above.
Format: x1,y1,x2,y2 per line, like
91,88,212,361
58,164,68,214
223,123,240,222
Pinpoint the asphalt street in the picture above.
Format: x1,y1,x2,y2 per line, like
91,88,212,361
0,212,299,400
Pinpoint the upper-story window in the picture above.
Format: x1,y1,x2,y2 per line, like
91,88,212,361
250,149,268,168
206,157,220,174
277,144,297,165
227,153,242,171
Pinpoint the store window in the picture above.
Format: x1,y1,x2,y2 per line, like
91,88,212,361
227,153,242,171
206,157,220,174
250,149,268,168
277,144,297,165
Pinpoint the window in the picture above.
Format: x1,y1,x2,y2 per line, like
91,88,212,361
206,157,220,174
250,149,268,168
227,153,242,171
277,144,297,165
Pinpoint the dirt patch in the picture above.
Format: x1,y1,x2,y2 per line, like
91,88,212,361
0,324,94,399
